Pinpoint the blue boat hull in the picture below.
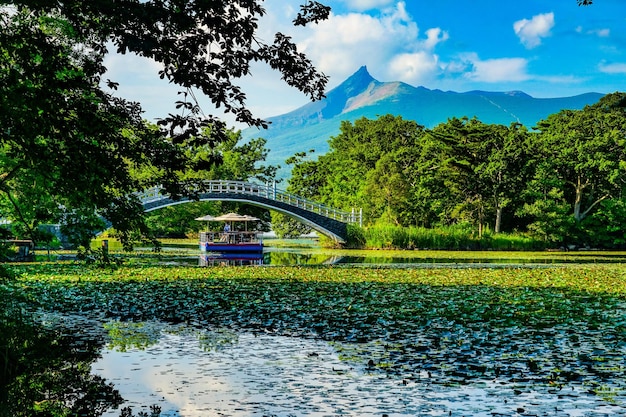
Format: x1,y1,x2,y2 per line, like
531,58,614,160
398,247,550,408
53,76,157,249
200,242,263,253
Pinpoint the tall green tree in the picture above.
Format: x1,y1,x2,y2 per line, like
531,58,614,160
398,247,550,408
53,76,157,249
364,152,410,225
0,1,329,247
0,9,161,246
417,118,532,235
271,150,322,238
530,93,626,224
474,123,531,233
317,115,425,224
419,118,492,235
581,198,626,248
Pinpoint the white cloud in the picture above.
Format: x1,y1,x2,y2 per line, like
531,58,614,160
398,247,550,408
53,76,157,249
423,27,449,50
297,2,449,88
298,12,393,76
590,28,610,37
513,12,554,49
599,62,626,74
104,49,164,83
389,52,440,84
457,53,530,83
342,0,395,11
575,25,610,38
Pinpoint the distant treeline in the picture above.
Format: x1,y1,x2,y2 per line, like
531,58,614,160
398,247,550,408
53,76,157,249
281,93,626,249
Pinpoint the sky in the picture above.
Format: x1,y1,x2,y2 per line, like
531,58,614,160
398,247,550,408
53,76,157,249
104,0,626,129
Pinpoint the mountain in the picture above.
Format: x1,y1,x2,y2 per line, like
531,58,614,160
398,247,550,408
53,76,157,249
243,66,604,178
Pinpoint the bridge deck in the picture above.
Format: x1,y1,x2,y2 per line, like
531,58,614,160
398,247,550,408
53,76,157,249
137,181,361,243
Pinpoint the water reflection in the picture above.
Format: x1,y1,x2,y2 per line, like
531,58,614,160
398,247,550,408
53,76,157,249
1,311,123,417
196,250,586,267
336,255,626,265
140,238,626,267
199,253,264,266
198,253,626,267
198,251,342,266
264,250,342,265
93,324,626,417
188,247,626,267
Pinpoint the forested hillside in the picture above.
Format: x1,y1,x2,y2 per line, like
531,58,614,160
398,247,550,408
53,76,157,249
244,67,603,178
282,93,626,248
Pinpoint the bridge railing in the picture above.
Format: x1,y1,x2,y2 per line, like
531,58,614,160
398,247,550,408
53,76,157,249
138,180,362,225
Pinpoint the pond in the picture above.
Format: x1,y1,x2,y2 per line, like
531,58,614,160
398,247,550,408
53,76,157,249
142,238,626,267
92,321,626,417
9,246,626,416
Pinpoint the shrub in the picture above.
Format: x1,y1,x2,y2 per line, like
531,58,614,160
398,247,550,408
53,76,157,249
345,224,366,248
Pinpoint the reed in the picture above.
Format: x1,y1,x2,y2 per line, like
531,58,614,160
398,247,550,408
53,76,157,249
362,224,545,250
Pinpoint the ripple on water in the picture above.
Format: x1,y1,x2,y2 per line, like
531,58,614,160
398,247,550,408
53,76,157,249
92,328,626,417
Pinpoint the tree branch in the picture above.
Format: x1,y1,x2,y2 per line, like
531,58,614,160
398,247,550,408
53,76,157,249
0,188,34,236
581,194,610,220
0,165,23,191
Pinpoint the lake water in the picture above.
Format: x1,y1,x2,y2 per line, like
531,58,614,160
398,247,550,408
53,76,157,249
88,244,626,416
92,323,626,417
150,242,626,267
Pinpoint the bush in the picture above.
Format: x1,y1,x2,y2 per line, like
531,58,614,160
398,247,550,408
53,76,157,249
345,224,366,248
0,264,17,281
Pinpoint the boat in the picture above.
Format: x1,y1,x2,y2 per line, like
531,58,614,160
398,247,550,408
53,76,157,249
199,231,263,253
197,212,263,253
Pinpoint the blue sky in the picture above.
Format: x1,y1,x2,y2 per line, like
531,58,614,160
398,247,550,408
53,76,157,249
104,0,626,128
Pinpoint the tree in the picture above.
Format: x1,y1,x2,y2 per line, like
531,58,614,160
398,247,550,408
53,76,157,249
0,9,160,247
416,118,534,235
280,115,426,234
284,150,329,201
364,153,410,225
533,93,626,224
203,133,277,184
0,1,329,247
581,198,626,248
418,118,495,235
10,0,330,129
141,128,277,238
317,115,424,224
517,93,626,245
1,303,124,416
474,123,531,233
271,150,322,238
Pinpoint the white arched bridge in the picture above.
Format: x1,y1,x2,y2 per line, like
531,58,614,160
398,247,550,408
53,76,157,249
137,180,362,243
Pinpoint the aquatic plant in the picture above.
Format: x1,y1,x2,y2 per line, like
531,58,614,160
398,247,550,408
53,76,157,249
3,262,626,408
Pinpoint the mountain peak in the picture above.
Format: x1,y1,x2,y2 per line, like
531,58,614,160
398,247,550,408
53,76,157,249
334,65,377,96
245,66,603,179
352,65,374,80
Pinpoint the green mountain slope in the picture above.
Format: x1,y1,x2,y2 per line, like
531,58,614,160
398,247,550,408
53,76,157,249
243,66,603,179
